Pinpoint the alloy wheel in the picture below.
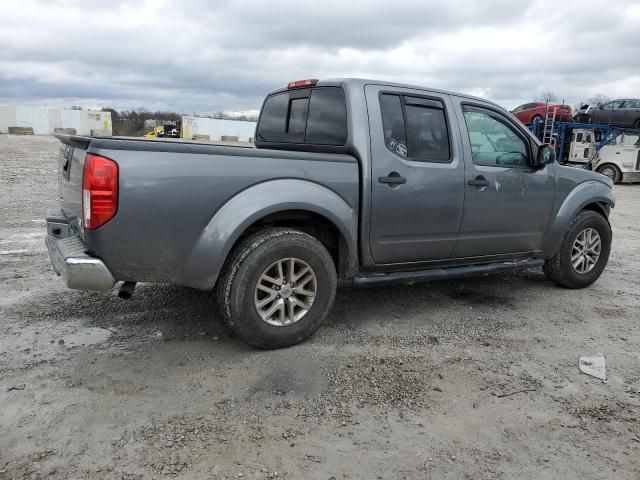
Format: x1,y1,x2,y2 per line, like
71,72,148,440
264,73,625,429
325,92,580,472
571,228,601,274
254,257,317,326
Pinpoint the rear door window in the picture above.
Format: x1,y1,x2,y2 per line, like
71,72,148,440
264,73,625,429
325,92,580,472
379,93,451,162
256,87,347,145
380,94,407,157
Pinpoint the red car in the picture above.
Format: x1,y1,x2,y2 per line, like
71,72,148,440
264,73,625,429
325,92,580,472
511,102,573,125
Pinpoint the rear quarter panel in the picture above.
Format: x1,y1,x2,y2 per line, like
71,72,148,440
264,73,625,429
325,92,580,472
84,146,359,286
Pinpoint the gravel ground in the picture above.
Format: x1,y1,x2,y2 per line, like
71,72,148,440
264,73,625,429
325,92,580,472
1,134,639,479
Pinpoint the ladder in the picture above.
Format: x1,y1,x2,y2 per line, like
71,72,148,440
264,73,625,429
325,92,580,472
542,107,557,148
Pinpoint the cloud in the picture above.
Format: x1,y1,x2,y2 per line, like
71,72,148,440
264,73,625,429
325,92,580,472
0,0,638,112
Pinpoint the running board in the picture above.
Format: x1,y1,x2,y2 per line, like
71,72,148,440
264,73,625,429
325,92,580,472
352,258,544,287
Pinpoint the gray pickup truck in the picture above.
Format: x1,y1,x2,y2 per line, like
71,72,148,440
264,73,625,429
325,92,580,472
47,78,615,348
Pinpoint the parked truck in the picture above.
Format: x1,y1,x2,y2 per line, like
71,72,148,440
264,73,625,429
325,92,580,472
567,128,640,183
47,78,615,349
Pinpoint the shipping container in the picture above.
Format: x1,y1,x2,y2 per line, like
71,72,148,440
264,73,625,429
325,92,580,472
181,116,256,142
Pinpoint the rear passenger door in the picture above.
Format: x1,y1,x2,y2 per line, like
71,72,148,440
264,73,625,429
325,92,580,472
451,101,555,258
592,100,625,125
366,85,465,264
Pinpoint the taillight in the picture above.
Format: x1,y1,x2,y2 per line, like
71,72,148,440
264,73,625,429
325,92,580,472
82,153,118,230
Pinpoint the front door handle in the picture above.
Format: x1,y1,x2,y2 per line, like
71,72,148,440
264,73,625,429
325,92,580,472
468,176,490,187
378,172,406,185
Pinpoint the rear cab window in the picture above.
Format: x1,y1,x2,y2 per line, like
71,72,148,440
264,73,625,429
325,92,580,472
256,87,347,148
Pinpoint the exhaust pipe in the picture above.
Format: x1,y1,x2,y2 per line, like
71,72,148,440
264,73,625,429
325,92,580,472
118,281,136,299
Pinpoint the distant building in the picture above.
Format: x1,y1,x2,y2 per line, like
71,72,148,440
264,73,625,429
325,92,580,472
0,105,112,135
181,116,256,142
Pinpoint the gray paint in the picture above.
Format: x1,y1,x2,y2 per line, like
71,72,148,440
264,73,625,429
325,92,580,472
540,167,614,257
365,84,465,263
51,78,615,291
83,147,358,285
183,178,358,289
449,95,556,258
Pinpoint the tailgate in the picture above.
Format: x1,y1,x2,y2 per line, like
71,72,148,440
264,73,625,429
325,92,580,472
55,135,91,236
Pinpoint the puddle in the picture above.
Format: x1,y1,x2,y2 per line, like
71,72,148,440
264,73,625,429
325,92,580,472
447,289,514,306
62,327,113,347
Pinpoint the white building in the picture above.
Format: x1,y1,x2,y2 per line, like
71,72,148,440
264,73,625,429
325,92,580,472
0,105,112,135
0,105,17,134
181,116,256,142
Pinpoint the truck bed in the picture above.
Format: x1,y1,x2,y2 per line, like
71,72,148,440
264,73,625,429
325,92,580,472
54,134,359,286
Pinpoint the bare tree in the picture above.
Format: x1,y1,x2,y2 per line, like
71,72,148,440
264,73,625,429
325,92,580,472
537,91,558,103
587,94,610,107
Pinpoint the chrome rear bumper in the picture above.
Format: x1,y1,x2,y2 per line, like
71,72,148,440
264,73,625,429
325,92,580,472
46,210,115,291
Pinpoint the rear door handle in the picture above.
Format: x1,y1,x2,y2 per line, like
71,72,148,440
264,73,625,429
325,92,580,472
378,173,406,185
468,176,490,187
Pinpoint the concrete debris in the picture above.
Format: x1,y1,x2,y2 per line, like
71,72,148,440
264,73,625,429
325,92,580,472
579,354,607,380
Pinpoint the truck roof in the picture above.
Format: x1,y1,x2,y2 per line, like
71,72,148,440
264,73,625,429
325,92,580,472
267,77,504,111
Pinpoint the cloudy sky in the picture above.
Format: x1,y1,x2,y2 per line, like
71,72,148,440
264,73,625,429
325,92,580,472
1,0,639,114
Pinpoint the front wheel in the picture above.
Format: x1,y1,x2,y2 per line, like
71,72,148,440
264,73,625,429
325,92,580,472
217,228,337,349
543,210,611,288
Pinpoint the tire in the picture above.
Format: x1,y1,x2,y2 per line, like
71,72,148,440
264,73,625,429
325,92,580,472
531,115,543,125
543,210,611,289
634,118,640,130
596,164,621,183
216,228,337,349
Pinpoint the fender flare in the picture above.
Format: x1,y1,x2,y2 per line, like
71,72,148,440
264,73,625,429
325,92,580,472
182,179,358,290
541,180,615,257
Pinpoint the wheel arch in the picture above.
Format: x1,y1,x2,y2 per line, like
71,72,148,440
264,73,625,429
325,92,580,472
182,179,358,290
541,180,614,258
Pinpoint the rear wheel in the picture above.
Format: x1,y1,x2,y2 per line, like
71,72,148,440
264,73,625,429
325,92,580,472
596,164,621,183
543,210,611,288
217,228,337,349
531,114,543,125
634,118,640,130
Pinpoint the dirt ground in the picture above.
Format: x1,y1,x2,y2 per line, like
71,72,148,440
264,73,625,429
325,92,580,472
1,134,639,480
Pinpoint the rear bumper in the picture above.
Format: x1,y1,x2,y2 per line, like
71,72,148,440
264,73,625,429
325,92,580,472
46,210,115,291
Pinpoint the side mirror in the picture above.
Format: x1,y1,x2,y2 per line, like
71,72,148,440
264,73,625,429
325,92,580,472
533,144,556,167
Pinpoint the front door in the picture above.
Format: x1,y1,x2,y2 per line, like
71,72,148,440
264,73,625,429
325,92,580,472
451,100,555,258
366,85,465,265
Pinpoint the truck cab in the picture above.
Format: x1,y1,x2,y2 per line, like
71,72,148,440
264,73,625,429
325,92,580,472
594,133,640,183
565,127,640,183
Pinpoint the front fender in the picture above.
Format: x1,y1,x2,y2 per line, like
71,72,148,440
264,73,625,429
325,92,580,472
541,180,615,257
182,179,358,290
